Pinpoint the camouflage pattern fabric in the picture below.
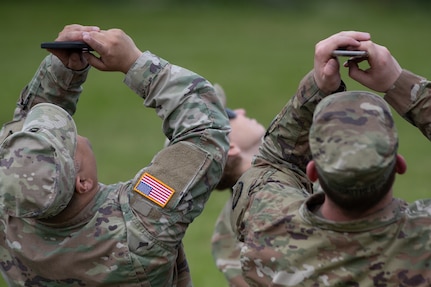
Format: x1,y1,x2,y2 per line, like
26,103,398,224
211,196,249,287
0,53,229,286
384,69,431,139
210,83,248,286
231,70,431,286
0,103,77,219
310,91,398,196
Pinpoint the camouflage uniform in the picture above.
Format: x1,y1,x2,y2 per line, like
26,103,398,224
211,195,248,287
210,84,249,287
0,52,229,286
231,69,431,286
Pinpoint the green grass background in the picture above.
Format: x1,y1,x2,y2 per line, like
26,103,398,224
1,1,431,286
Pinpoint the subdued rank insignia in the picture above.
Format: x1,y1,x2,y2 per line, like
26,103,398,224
133,172,175,207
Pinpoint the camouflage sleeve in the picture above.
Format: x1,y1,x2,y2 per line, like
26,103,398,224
0,55,89,143
211,197,249,287
13,54,89,119
384,69,431,140
122,51,229,250
125,51,230,146
256,70,330,173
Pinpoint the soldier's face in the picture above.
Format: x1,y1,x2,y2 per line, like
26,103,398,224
229,109,265,152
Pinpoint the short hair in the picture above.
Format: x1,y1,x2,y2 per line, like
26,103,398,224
318,161,397,213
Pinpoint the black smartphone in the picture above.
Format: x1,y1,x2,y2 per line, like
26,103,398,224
331,50,368,58
41,41,93,51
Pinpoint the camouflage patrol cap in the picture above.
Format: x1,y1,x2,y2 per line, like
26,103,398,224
309,91,398,196
0,103,77,219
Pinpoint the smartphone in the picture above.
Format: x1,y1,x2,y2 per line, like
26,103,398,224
331,50,368,58
41,41,93,51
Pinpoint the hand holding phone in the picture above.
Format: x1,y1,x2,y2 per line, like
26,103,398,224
41,41,92,70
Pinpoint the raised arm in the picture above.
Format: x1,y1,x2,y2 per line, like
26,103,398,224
0,25,100,143
384,71,431,139
346,38,431,139
13,55,89,119
231,31,371,243
257,31,370,173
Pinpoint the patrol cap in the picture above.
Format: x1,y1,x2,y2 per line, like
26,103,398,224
309,91,398,196
0,103,77,219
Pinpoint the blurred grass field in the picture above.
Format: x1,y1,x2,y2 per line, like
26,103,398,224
1,1,431,286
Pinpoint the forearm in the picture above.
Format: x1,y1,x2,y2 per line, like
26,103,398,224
125,51,229,159
385,69,431,140
256,70,333,172
13,54,89,120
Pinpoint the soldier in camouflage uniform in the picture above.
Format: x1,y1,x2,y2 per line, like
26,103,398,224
210,84,265,287
231,30,431,286
0,24,229,286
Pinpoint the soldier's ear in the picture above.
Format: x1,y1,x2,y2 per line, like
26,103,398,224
306,160,318,182
75,176,95,194
395,154,407,175
228,142,241,157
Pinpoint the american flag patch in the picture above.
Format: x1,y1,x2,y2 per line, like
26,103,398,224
133,173,175,207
